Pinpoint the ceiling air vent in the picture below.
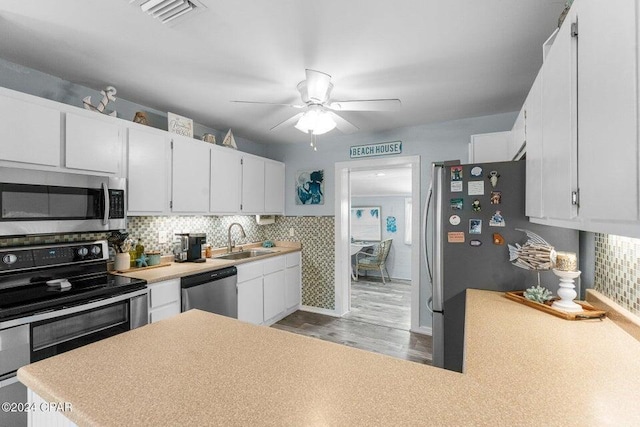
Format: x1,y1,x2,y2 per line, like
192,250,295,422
133,0,206,24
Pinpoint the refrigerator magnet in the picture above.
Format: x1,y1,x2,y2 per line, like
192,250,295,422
489,210,505,227
451,166,463,181
472,199,481,212
450,198,463,210
449,214,461,226
470,166,483,177
469,219,482,234
469,239,482,247
488,170,500,188
450,181,463,192
490,191,502,204
467,180,484,196
492,233,505,245
447,231,465,243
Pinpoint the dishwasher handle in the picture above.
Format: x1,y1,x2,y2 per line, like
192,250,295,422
180,266,238,289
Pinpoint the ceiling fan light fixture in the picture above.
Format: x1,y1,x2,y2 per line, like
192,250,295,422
295,110,336,135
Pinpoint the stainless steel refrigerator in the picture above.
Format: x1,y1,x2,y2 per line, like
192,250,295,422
425,160,578,372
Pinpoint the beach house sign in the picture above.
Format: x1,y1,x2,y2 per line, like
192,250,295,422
349,141,402,158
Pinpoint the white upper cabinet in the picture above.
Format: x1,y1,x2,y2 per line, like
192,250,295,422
264,160,285,214
241,154,265,213
0,93,60,168
576,0,638,223
127,127,171,215
171,135,210,213
468,131,512,163
509,108,526,160
210,145,241,213
525,69,544,219
527,0,640,238
65,112,122,174
540,6,578,221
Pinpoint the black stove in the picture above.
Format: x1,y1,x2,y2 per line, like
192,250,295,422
0,241,146,321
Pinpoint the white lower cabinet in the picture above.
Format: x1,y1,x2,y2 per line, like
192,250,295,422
285,252,301,310
263,257,286,323
148,279,181,323
236,252,301,326
237,261,264,325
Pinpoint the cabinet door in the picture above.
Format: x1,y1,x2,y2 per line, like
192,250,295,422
171,136,210,213
264,161,285,214
237,277,264,325
127,128,170,214
525,70,544,218
65,112,122,174
577,0,638,222
285,264,301,310
540,10,578,220
210,146,241,213
263,270,285,323
0,95,60,167
241,155,265,213
468,132,511,163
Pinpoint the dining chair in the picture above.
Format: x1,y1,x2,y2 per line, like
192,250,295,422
355,239,392,284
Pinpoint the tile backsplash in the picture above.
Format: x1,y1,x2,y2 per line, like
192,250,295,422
594,233,640,316
0,215,337,311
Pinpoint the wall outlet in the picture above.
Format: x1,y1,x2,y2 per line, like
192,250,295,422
289,227,295,237
158,231,171,244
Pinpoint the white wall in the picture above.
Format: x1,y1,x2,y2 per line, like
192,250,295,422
267,112,518,328
351,196,411,280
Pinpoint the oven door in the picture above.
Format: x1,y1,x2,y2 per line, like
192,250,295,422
0,168,126,236
30,293,147,362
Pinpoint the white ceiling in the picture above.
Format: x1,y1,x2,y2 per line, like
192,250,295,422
0,0,564,145
351,167,411,197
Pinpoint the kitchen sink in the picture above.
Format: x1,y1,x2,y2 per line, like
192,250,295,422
214,249,276,260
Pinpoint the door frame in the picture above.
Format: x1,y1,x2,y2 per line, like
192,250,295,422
334,155,421,332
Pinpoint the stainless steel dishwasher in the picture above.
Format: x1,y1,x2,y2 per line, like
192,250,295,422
181,266,238,318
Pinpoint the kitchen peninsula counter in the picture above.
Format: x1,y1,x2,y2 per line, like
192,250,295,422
113,242,301,284
18,290,640,426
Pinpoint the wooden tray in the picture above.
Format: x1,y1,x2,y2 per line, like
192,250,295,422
504,291,607,320
115,262,171,274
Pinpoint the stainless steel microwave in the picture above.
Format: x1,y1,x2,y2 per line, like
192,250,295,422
0,168,126,236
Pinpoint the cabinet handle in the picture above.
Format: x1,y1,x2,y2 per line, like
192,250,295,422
571,190,580,206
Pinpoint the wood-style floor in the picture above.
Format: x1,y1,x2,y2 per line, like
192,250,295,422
273,277,432,364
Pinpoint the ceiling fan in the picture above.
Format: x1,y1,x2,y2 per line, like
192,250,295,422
232,69,401,148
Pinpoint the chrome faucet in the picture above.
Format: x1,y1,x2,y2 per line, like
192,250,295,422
227,222,246,253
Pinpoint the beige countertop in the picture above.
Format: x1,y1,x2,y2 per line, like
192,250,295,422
18,290,640,426
112,242,301,284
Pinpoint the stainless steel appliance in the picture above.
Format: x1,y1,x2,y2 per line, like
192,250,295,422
424,160,579,372
0,168,126,237
174,233,206,263
0,240,147,427
181,266,238,318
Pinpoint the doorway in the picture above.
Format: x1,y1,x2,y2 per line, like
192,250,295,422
334,155,421,332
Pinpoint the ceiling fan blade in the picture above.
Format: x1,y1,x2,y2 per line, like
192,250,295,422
327,111,359,134
270,112,305,131
304,69,333,103
232,100,304,109
327,99,402,112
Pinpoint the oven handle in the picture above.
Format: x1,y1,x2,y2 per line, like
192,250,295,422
0,374,20,387
0,288,149,330
102,182,110,225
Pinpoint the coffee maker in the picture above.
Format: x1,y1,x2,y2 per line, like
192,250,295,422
174,233,206,263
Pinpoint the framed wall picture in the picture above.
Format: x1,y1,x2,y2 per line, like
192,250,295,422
295,169,324,205
350,206,382,241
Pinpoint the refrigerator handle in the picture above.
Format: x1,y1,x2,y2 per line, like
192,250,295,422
422,178,433,313
431,165,444,313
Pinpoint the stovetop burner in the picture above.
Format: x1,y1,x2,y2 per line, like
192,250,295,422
0,241,147,321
